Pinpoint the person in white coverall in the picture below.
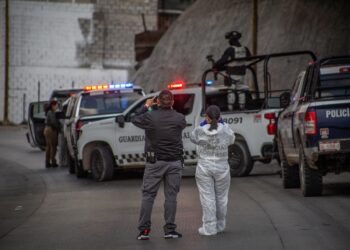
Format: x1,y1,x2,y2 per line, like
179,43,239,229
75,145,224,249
190,105,235,236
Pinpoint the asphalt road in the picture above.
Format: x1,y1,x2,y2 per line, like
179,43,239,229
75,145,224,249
0,126,349,250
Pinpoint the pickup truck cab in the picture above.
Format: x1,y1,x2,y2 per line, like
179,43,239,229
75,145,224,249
277,55,350,196
63,83,145,176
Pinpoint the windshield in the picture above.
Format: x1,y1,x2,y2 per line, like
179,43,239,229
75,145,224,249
79,90,143,117
316,73,350,99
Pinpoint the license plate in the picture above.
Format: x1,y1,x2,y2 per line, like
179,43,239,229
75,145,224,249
319,141,340,151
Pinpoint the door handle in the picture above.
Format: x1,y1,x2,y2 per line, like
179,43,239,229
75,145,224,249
186,123,192,127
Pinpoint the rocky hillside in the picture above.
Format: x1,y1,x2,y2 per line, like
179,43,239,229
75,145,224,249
132,0,350,92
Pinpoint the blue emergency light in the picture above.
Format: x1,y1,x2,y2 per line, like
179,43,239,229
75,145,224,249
84,82,134,92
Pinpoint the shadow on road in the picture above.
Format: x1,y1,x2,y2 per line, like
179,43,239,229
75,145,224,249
323,182,350,197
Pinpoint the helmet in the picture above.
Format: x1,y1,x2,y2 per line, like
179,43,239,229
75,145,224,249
225,31,242,40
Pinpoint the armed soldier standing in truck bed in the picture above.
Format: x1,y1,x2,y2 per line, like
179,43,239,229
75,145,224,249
214,30,251,110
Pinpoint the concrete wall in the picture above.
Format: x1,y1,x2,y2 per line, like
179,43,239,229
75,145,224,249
0,0,158,124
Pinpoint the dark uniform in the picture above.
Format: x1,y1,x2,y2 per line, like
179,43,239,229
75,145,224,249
132,94,186,239
214,31,251,110
44,109,60,168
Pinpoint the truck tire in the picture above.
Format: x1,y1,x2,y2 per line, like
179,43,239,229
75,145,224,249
90,146,114,182
277,137,300,188
299,148,322,197
75,159,87,178
228,139,253,177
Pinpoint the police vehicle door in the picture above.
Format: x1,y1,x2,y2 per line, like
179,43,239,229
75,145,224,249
114,97,151,166
172,93,197,164
279,72,305,156
64,96,78,158
26,101,49,150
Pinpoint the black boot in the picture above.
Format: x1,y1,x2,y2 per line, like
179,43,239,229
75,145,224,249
46,162,51,168
52,161,58,168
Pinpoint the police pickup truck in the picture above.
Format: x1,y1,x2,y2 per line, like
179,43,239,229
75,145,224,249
62,83,145,176
75,50,316,181
277,55,350,196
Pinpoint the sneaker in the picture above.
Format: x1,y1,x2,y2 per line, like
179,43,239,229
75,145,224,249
164,231,182,239
137,229,150,240
198,227,217,236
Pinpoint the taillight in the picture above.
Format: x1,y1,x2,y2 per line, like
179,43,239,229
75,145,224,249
304,111,317,135
75,120,84,131
264,112,276,135
75,120,84,138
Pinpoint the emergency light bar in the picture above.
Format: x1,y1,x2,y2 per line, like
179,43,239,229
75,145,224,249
168,80,186,90
84,83,134,92
167,80,214,90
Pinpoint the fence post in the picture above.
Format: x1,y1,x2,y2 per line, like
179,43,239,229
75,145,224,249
22,93,26,124
37,81,40,113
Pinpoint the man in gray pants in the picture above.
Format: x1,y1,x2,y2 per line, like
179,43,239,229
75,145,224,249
132,90,186,240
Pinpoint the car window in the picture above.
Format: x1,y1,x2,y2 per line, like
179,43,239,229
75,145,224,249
31,102,47,119
206,93,229,112
125,97,149,122
50,89,82,109
316,74,350,99
290,72,305,104
79,91,143,117
173,94,195,116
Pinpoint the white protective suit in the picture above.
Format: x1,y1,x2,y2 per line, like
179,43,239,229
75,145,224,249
190,123,235,235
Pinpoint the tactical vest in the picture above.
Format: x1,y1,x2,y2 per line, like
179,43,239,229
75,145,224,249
227,46,247,76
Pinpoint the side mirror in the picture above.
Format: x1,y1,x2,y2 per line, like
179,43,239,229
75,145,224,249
280,92,291,109
115,115,125,128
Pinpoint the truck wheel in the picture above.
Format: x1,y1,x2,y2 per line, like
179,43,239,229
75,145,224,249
277,138,300,188
75,159,87,178
91,146,114,182
299,149,322,197
228,139,253,177
67,152,75,174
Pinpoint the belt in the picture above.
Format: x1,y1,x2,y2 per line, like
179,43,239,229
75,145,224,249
157,156,182,162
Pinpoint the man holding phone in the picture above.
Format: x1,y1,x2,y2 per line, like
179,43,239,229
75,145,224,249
132,90,186,240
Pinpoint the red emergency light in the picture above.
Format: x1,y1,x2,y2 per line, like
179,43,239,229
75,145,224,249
168,80,186,90
339,67,350,73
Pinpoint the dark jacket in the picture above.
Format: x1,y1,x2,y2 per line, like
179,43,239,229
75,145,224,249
132,106,186,161
45,110,60,131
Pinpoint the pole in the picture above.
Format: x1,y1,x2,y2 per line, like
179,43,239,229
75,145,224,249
4,0,10,123
72,81,75,89
252,0,258,56
37,81,40,113
22,93,26,124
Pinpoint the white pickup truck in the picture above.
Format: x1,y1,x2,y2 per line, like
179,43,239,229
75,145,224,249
77,83,280,181
77,51,316,181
